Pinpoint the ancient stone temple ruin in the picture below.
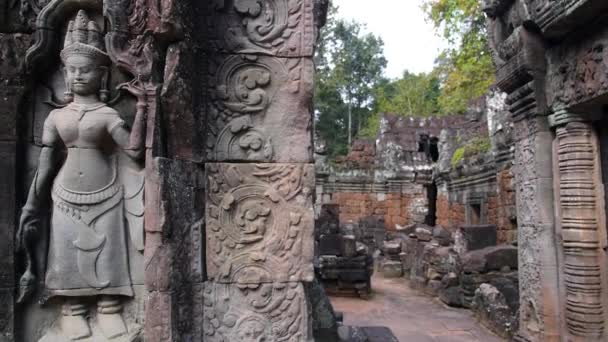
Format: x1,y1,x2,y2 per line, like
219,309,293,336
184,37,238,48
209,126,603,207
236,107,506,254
3,0,608,341
313,0,608,340
0,0,326,340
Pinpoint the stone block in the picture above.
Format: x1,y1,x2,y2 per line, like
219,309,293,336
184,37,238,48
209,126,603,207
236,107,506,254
381,261,403,278
161,41,204,161
203,281,310,341
319,234,342,256
317,204,340,232
341,235,357,258
455,224,497,254
145,291,172,342
382,240,402,255
306,279,340,341
0,143,15,289
415,227,433,241
462,245,518,274
433,226,452,246
473,284,517,339
146,158,205,289
202,0,316,57
0,288,13,341
206,163,314,282
0,34,31,141
439,286,463,307
206,54,314,163
426,280,443,296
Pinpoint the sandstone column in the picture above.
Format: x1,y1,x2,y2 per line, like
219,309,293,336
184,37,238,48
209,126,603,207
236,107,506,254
202,1,318,340
551,111,608,341
482,1,563,340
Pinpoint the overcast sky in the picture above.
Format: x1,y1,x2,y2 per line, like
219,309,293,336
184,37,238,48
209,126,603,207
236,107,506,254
331,0,445,79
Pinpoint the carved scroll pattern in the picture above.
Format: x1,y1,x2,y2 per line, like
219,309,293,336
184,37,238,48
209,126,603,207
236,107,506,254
209,0,314,56
206,163,314,283
557,122,607,339
207,55,303,161
203,281,309,342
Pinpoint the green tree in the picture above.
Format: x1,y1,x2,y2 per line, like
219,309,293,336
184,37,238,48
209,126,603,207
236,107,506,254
423,0,495,113
375,71,441,116
359,72,441,138
314,6,387,158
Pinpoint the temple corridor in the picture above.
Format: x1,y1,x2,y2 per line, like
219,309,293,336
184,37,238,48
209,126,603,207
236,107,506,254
330,276,504,342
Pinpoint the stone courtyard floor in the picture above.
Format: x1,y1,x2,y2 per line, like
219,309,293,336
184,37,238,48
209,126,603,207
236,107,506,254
329,276,505,342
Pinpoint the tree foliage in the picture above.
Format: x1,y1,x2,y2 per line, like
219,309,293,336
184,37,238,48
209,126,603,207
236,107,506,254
375,71,441,117
315,1,496,156
314,5,387,158
423,0,495,113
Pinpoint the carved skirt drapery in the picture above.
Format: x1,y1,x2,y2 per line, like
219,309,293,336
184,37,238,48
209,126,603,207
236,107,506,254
44,175,134,298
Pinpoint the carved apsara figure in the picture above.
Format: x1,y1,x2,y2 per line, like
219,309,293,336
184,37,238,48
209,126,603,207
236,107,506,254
17,10,146,340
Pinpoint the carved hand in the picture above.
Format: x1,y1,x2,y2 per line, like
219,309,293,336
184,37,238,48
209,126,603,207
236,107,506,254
118,76,149,106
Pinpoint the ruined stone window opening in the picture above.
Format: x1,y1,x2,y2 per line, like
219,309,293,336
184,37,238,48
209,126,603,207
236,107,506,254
469,203,482,225
418,134,439,162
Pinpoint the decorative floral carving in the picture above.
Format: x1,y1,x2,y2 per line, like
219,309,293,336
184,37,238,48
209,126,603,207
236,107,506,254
206,163,314,283
215,116,274,162
206,0,315,56
207,55,309,162
203,281,309,342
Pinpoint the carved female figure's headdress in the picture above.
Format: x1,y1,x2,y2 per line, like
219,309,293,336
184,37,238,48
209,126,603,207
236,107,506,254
60,10,110,66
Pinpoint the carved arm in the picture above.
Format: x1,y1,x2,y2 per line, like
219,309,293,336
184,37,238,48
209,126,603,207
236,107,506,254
111,78,149,160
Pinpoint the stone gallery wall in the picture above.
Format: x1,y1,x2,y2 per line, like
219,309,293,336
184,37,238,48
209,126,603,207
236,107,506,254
484,0,608,341
0,0,326,341
318,95,516,246
435,161,516,243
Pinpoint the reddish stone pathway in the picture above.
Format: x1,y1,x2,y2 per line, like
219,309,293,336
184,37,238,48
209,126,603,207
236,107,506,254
329,276,505,342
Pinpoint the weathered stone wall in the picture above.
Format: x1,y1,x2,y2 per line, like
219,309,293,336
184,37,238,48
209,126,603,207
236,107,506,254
484,0,608,340
325,187,428,231
435,167,516,244
1,0,326,341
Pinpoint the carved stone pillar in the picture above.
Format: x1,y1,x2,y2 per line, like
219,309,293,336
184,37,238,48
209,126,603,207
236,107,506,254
551,111,608,341
483,1,561,340
201,1,319,340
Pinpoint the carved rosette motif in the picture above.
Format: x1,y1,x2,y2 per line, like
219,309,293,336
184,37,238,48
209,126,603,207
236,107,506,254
206,163,314,282
203,281,309,342
207,54,309,162
207,0,315,57
556,122,608,339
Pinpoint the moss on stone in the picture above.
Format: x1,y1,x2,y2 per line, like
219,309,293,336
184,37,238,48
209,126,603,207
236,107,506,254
451,136,491,167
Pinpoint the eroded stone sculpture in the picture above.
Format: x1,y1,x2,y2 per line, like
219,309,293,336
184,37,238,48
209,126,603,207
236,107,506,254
17,10,145,341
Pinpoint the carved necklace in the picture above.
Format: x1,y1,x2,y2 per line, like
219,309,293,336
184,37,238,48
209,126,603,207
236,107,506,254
70,102,107,121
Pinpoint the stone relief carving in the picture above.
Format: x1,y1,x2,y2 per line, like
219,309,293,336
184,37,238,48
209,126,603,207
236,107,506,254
548,39,608,108
207,0,315,57
203,281,310,342
1,0,51,31
206,163,314,283
17,9,148,341
481,0,527,68
207,54,313,162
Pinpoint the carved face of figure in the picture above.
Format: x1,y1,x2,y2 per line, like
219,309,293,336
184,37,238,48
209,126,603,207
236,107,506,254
236,319,266,342
64,55,105,96
237,201,271,237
